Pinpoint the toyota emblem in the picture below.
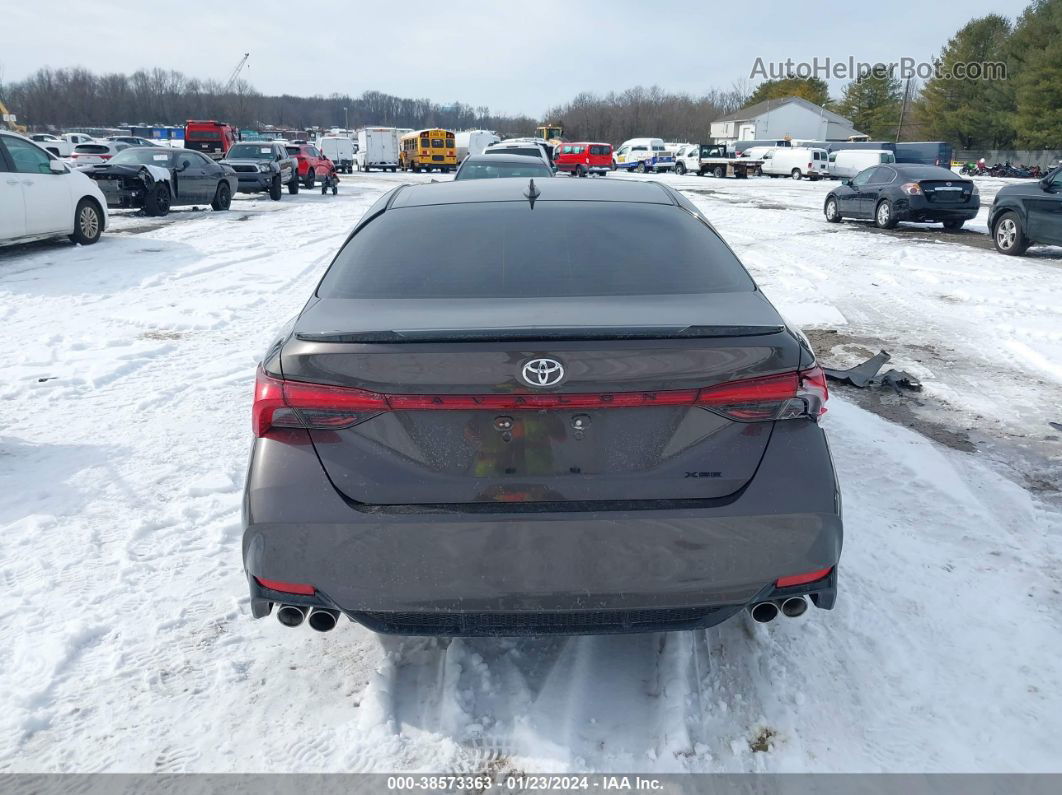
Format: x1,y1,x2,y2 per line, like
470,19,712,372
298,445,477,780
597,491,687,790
521,358,565,387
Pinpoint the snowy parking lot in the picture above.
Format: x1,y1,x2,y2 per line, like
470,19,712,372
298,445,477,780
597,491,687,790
1,170,1060,773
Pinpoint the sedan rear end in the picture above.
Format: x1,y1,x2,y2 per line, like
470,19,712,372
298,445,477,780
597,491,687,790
242,179,842,636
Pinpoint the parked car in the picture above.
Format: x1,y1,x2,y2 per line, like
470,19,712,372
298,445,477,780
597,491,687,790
318,136,356,173
69,141,131,166
613,138,674,173
453,153,554,180
0,131,108,246
108,135,157,148
483,139,554,169
219,141,299,200
824,164,979,229
355,127,400,172
184,120,238,160
553,142,612,177
81,146,238,216
828,149,896,179
989,165,1062,255
242,177,841,637
286,142,336,190
761,147,830,180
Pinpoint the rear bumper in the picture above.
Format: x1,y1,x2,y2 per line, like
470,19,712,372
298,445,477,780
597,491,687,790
895,196,979,221
242,420,843,635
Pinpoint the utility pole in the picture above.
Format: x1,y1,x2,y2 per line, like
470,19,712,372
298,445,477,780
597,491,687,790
344,106,349,131
895,77,911,143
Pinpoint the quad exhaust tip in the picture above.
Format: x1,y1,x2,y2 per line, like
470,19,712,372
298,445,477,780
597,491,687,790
308,608,340,632
276,605,308,628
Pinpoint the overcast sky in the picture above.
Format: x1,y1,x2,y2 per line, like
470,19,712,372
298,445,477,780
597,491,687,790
3,0,1031,116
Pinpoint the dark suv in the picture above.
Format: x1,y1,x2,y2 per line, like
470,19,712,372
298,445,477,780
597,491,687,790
220,141,299,200
989,166,1062,255
242,178,842,638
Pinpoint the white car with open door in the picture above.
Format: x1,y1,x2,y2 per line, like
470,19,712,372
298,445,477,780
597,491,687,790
0,131,108,247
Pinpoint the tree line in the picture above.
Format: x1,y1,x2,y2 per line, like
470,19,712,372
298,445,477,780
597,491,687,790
1,0,1059,148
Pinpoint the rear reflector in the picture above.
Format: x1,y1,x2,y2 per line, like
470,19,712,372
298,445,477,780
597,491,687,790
252,365,829,437
776,566,833,588
254,577,315,595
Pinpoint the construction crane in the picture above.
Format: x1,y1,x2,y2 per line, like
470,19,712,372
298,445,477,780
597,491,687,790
0,99,27,133
223,53,250,93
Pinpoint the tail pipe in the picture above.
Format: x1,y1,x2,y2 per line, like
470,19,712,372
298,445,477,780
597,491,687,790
750,601,779,623
781,596,808,618
308,608,340,632
276,605,308,628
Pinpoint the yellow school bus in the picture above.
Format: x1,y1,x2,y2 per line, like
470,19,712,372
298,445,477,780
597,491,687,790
399,129,457,172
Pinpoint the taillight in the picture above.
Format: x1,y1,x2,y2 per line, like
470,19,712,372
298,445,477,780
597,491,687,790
251,366,828,437
776,566,833,588
254,576,315,595
807,162,813,170
900,182,922,195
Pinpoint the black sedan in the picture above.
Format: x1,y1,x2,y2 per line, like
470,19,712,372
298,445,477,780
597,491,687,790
824,164,979,230
81,147,238,216
454,153,554,181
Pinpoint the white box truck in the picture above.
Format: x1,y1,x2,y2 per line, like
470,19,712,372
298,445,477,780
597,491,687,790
355,127,400,172
455,130,500,161
318,136,356,173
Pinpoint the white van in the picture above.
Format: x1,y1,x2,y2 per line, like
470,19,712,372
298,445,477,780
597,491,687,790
318,136,356,173
760,147,830,180
455,130,500,160
613,138,674,173
828,149,896,179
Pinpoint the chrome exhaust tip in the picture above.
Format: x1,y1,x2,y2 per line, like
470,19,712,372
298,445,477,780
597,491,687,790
781,596,808,618
308,608,340,632
750,601,779,623
276,605,308,628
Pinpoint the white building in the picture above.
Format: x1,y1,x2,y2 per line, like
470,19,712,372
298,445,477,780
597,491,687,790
710,96,864,143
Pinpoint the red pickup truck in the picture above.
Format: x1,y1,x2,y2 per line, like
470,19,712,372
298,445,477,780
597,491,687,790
184,120,238,159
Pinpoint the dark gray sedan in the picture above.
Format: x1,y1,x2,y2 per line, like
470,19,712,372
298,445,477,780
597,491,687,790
824,164,979,230
454,153,554,180
242,178,842,637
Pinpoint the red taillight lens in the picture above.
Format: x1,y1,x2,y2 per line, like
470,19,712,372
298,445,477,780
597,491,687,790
254,576,315,595
251,366,829,437
776,566,833,588
900,182,922,195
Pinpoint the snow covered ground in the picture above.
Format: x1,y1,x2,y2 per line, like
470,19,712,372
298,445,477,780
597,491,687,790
1,171,1060,774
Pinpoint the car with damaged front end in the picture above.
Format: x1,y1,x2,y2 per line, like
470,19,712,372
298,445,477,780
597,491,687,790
81,146,239,216
242,178,843,637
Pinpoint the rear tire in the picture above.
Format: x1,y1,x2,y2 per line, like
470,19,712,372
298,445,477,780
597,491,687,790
304,169,315,189
576,164,587,177
635,161,646,174
269,175,282,201
713,166,725,178
145,183,171,216
993,211,1030,255
69,199,102,245
287,171,299,194
874,199,897,229
791,169,803,180
211,181,231,211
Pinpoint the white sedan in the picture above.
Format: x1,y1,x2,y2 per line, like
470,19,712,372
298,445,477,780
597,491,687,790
0,131,108,247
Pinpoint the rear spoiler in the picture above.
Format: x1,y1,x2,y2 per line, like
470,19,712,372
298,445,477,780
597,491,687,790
295,325,786,344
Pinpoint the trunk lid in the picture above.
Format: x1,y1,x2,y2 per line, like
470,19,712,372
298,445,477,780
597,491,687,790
281,294,800,506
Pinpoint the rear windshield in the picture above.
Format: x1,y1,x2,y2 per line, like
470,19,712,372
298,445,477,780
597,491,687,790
188,130,221,140
75,144,111,154
110,149,177,166
457,162,552,180
485,147,541,158
319,203,755,299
